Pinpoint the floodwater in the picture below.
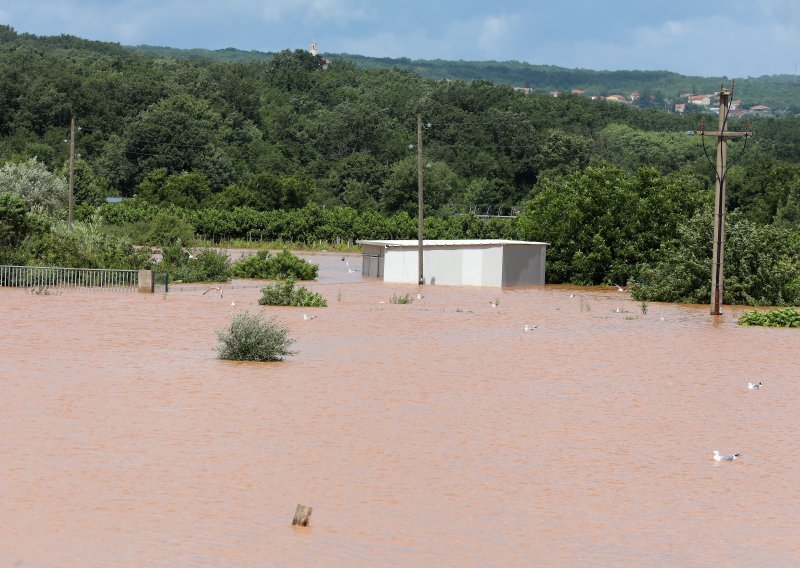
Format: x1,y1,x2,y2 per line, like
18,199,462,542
1,253,799,567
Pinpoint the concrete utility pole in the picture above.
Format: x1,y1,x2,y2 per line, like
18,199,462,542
417,113,424,285
68,115,76,231
692,85,751,315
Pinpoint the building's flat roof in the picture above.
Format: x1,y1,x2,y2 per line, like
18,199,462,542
357,239,548,247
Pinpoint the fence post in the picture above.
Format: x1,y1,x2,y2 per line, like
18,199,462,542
138,270,155,293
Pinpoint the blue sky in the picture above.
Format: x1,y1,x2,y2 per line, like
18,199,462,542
2,0,799,77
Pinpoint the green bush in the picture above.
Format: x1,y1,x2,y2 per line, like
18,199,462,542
215,312,296,362
229,249,318,280
738,307,800,327
390,292,413,304
23,220,152,270
258,279,327,307
158,241,230,283
140,210,196,247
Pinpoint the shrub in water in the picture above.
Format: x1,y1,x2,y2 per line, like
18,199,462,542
390,292,413,304
230,249,318,280
216,312,296,362
159,241,230,283
738,307,800,327
258,279,327,307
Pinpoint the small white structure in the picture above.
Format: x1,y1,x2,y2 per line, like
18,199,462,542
357,239,547,287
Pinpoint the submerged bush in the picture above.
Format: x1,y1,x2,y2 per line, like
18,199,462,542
230,249,318,280
738,307,800,327
258,279,327,307
157,241,230,283
216,312,296,362
390,292,413,304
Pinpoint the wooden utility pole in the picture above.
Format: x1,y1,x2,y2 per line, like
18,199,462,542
692,85,750,315
68,116,76,231
417,113,424,285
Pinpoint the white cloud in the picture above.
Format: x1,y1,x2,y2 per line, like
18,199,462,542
477,15,520,58
258,0,373,25
523,13,800,77
337,12,524,61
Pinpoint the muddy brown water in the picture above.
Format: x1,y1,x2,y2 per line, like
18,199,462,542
2,253,799,567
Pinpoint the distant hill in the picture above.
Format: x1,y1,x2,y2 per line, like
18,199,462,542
129,44,800,112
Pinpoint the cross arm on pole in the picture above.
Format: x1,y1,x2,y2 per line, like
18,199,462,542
691,130,751,138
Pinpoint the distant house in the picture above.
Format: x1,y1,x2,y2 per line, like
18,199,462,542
606,94,627,103
628,91,640,102
514,87,532,95
750,104,771,114
571,89,586,95
590,95,606,101
688,95,712,106
730,99,742,110
549,91,561,97
675,103,686,114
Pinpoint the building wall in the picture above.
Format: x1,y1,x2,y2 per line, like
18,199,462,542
474,246,504,286
383,245,512,286
502,244,546,286
361,244,384,277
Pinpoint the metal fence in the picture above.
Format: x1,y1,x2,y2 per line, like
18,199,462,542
0,265,142,292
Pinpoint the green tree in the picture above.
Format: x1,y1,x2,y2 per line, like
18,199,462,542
0,157,67,215
0,191,32,248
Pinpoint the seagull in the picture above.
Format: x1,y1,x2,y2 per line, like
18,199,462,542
524,324,537,332
659,316,665,322
614,307,623,313
348,268,357,273
748,382,763,390
230,301,236,307
713,451,740,462
417,293,424,300
303,314,317,320
569,293,575,298
489,300,499,308
203,286,223,298
614,284,625,292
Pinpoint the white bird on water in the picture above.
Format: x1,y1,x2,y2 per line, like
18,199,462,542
569,293,575,298
348,268,357,273
230,301,236,307
417,293,424,300
303,314,317,320
713,451,740,462
748,382,763,390
524,324,537,332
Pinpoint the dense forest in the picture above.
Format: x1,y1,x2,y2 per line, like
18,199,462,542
1,25,799,305
132,44,800,112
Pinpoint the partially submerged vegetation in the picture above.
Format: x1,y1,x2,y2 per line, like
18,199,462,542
229,249,318,280
215,312,296,362
738,307,800,327
258,279,327,307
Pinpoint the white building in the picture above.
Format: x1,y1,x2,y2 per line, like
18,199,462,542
356,239,548,287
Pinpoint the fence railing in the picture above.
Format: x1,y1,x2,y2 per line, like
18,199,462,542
0,265,148,292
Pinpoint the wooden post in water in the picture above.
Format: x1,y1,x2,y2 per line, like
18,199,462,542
292,504,312,526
